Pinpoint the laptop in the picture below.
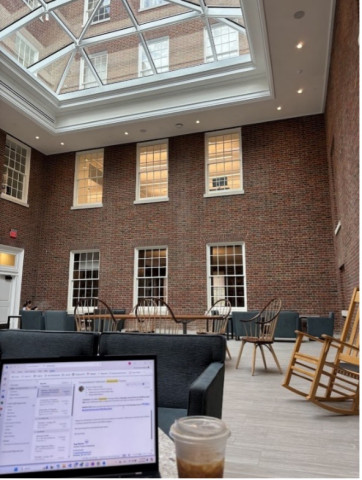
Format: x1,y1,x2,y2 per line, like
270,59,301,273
0,355,161,478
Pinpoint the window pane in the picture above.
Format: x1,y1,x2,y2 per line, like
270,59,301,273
136,248,167,301
71,251,100,307
75,149,104,206
3,136,30,202
206,130,242,194
138,142,168,199
209,244,246,308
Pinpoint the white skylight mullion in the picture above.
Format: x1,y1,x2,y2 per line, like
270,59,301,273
28,44,74,73
78,0,105,43
56,49,77,94
205,7,243,19
217,17,247,35
161,0,202,14
122,0,157,74
0,9,43,41
199,0,218,62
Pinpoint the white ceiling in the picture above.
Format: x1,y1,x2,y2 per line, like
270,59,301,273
0,0,335,155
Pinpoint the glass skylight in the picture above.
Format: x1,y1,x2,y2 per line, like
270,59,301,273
0,0,249,99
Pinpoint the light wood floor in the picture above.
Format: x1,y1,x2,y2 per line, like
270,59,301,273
221,339,359,478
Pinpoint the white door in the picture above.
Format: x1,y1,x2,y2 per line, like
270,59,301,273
0,275,13,325
0,246,24,326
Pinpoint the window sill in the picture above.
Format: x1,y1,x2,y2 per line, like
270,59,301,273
1,193,29,208
204,189,244,198
134,197,169,205
71,203,103,210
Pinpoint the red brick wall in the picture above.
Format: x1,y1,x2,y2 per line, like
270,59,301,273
0,131,46,305
324,0,359,312
1,115,338,320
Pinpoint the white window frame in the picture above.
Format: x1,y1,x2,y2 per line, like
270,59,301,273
204,23,240,63
79,51,108,89
1,136,31,207
133,247,168,307
84,0,110,25
15,32,39,67
207,243,247,311
138,37,169,77
67,250,100,313
135,139,169,203
72,148,104,209
204,128,243,197
139,0,167,11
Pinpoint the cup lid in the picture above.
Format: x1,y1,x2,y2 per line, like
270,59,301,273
169,416,230,442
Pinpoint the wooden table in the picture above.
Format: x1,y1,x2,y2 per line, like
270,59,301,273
77,314,223,334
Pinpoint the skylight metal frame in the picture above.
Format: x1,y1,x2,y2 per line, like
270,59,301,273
0,0,248,102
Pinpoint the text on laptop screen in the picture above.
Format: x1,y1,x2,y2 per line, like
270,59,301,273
0,358,157,475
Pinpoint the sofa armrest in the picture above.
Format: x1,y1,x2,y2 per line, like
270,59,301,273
188,362,225,418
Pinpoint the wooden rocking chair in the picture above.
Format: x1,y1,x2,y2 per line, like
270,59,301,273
282,287,359,415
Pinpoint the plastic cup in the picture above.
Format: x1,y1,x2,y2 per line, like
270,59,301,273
169,416,230,478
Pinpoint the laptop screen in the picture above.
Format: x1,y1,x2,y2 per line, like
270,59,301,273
0,355,158,477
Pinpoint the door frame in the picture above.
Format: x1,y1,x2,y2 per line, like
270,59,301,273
0,244,24,318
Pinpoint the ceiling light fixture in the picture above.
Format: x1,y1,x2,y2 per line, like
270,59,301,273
277,106,282,111
60,142,64,146
294,11,305,20
296,42,304,49
35,136,39,139
175,123,183,128
124,131,129,135
196,120,200,124
297,89,303,94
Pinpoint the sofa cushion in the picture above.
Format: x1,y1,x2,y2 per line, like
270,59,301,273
0,330,99,358
99,333,226,410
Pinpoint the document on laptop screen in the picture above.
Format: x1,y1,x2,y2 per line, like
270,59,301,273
0,358,157,476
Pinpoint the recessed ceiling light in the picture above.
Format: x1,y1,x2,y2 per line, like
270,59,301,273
296,42,304,49
35,136,39,139
60,142,64,146
297,89,303,94
124,131,129,135
196,120,200,124
175,123,183,128
294,11,305,20
277,106,282,111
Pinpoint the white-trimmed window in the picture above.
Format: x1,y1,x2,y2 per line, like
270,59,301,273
15,32,39,67
2,136,31,206
205,24,239,63
80,51,108,89
139,37,169,77
208,243,246,309
85,0,110,24
135,247,168,302
140,0,166,10
22,0,40,10
205,128,243,196
68,250,100,311
136,140,168,202
73,149,104,208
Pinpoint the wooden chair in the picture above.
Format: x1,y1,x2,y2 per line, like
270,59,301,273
197,298,232,359
282,287,359,415
135,297,181,334
74,297,117,332
235,298,282,375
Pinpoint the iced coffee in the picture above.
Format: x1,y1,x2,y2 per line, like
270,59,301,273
169,416,230,478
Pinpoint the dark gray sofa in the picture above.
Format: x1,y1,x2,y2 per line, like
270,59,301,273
99,333,226,434
274,310,301,339
0,329,99,358
0,330,226,436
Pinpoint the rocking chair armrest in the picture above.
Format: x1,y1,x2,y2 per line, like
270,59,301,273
294,330,325,342
321,334,360,351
